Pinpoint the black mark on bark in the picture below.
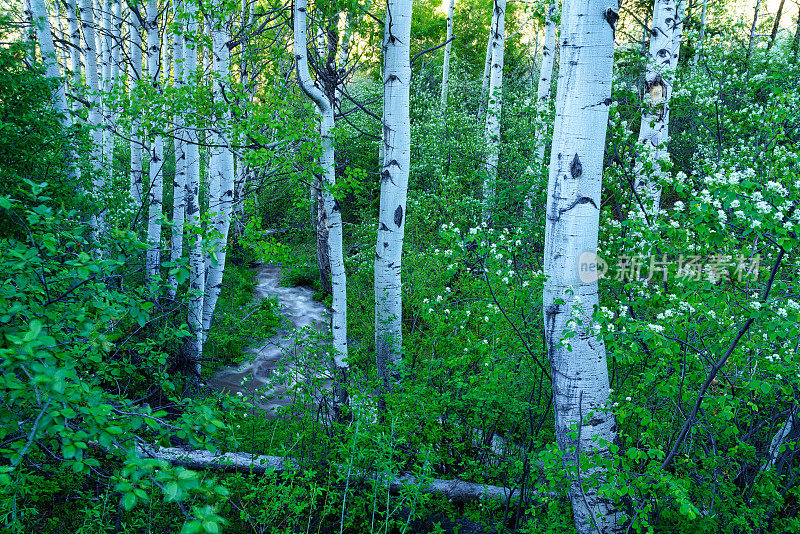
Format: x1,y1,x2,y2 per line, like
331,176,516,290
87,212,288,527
394,205,403,227
570,153,582,179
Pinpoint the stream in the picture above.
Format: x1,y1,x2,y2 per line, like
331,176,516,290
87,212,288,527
207,264,332,416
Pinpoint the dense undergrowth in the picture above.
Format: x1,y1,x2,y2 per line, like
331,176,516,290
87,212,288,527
3,7,800,534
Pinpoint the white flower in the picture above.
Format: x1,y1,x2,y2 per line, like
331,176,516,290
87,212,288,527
444,309,450,314
751,301,762,310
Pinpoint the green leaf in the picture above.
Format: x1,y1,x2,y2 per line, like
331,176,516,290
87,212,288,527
122,492,137,511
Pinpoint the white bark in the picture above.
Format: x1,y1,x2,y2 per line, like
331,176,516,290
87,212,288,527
28,0,70,122
64,0,83,110
440,0,455,107
294,0,349,376
374,0,412,393
481,0,505,222
233,0,253,238
137,444,553,503
100,0,114,170
542,0,620,531
129,5,144,205
634,0,683,222
762,406,799,472
145,0,164,291
747,0,762,62
479,7,496,108
79,0,106,238
201,5,235,338
692,0,707,67
167,0,186,300
112,0,122,82
183,0,204,376
526,0,558,213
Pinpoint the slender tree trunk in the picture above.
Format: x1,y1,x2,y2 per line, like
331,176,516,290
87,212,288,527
167,0,186,300
481,0,506,222
542,0,621,530
375,0,412,401
761,405,799,473
526,0,558,213
129,6,144,205
22,0,36,64
64,0,83,140
794,9,800,61
28,0,70,124
201,5,235,338
183,0,204,377
768,0,787,49
747,0,762,63
79,0,106,239
294,0,349,413
440,0,455,107
145,0,164,293
691,0,707,66
633,0,684,222
233,0,253,238
478,7,496,119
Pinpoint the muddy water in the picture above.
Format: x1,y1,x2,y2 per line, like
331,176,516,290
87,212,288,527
207,264,331,416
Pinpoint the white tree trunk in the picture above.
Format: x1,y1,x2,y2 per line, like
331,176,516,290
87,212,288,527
129,5,144,205
111,0,122,82
167,0,186,300
481,0,505,223
183,0,204,376
747,0,761,63
762,406,799,472
478,7,496,119
64,0,83,111
99,0,113,169
294,0,349,392
692,0,707,66
440,0,455,107
28,0,70,122
79,0,106,238
542,0,620,531
201,6,235,338
145,0,164,292
526,0,558,212
633,0,683,222
233,0,253,238
374,0,412,396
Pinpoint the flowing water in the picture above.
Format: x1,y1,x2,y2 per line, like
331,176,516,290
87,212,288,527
208,264,332,416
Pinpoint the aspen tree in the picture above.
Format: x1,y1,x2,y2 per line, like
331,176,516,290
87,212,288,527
145,0,164,291
634,0,683,221
79,0,106,238
542,0,621,530
167,0,186,300
202,0,235,337
375,0,412,398
129,5,144,205
526,0,557,212
482,0,505,222
27,0,70,126
183,0,204,375
478,6,497,119
294,0,349,409
440,0,455,107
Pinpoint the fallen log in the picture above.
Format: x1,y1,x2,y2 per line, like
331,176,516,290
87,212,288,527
136,444,558,504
